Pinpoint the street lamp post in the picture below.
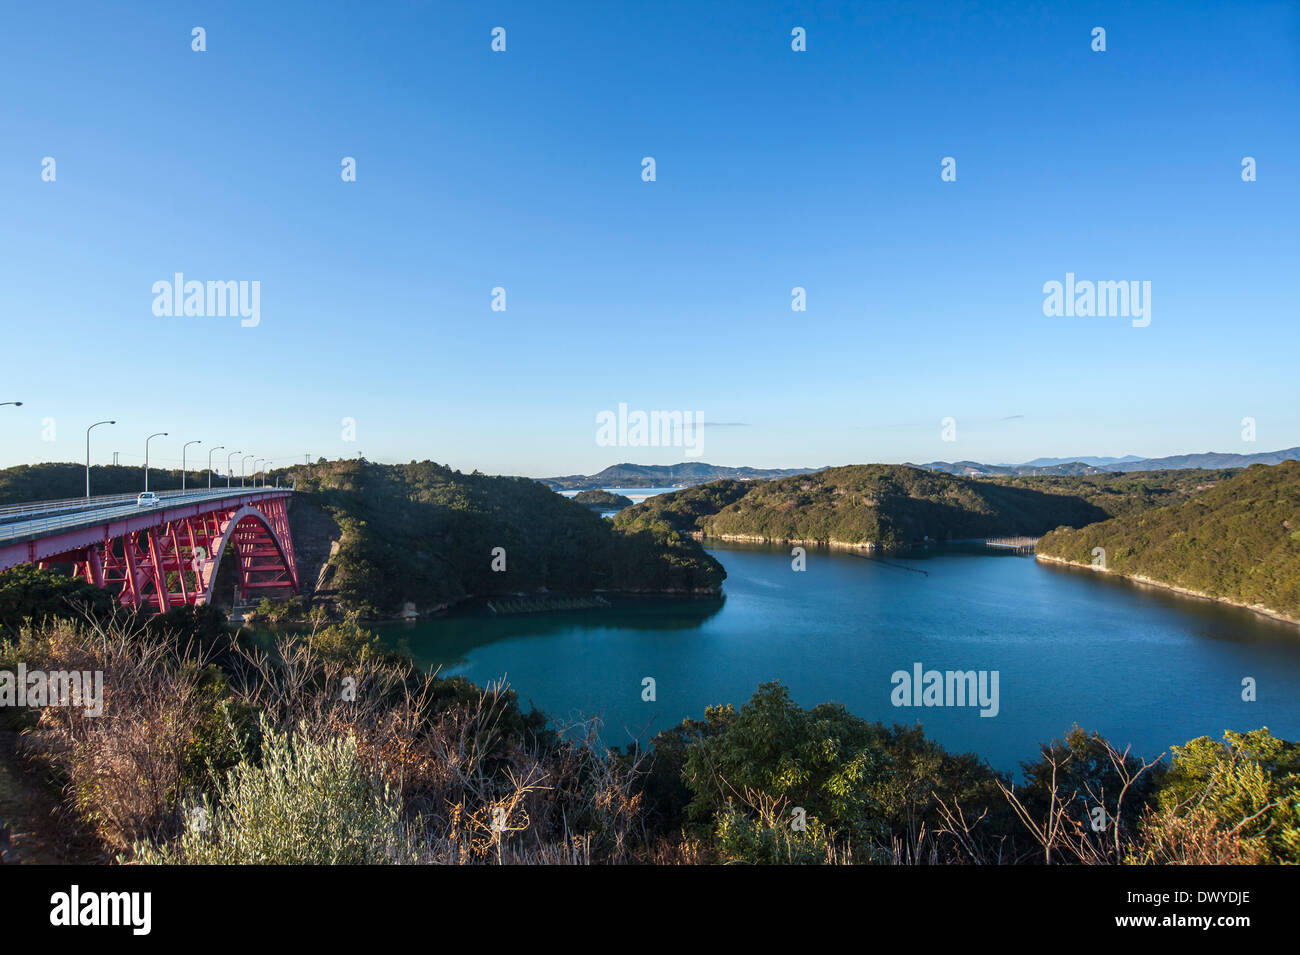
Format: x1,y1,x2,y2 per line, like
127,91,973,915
0,402,21,407
253,458,265,488
227,451,241,488
85,420,116,498
144,432,168,493
182,440,201,492
241,455,254,488
208,446,225,489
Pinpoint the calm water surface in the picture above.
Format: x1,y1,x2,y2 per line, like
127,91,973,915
375,542,1300,772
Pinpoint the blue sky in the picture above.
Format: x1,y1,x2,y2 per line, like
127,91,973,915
1,0,1297,478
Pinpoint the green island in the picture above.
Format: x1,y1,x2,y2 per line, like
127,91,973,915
542,461,817,491
571,489,635,511
613,464,1236,549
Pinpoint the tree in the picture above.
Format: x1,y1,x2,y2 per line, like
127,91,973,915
680,681,891,858
0,564,116,630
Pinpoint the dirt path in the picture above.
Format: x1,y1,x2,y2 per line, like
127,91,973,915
0,731,105,864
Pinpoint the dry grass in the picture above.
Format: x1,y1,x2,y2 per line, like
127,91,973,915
15,619,217,850
8,615,660,864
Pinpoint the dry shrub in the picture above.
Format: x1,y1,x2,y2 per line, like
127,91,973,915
1131,804,1269,865
1133,805,1263,867
13,618,218,851
158,629,657,863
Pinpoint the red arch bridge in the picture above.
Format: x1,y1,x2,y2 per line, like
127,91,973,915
0,488,299,610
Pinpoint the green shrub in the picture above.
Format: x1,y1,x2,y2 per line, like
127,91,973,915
1152,728,1300,863
0,564,116,631
713,802,832,864
681,682,891,850
136,717,415,864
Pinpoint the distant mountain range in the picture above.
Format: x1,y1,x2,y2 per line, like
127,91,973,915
914,447,1300,477
543,448,1300,490
542,462,820,490
1021,455,1148,467
915,460,1098,477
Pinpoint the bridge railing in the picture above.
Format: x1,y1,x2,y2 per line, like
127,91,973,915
0,488,292,544
0,486,289,522
0,488,197,520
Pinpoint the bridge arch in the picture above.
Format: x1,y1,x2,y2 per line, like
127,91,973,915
198,503,299,605
0,489,299,610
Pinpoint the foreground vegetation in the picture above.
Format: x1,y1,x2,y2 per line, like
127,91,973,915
1037,461,1300,621
1,574,1295,865
613,465,1235,549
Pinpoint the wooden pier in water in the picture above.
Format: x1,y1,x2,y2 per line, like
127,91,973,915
982,536,1040,554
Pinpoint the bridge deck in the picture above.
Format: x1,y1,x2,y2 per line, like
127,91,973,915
0,487,257,526
0,488,294,571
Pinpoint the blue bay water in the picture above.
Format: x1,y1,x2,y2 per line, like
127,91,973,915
377,542,1300,773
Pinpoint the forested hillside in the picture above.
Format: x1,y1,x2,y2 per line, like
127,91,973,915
285,459,724,614
1036,461,1300,620
987,469,1235,518
614,465,1231,550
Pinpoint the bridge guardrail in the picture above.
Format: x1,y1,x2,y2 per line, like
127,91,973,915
0,487,219,520
0,488,292,545
0,486,292,521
